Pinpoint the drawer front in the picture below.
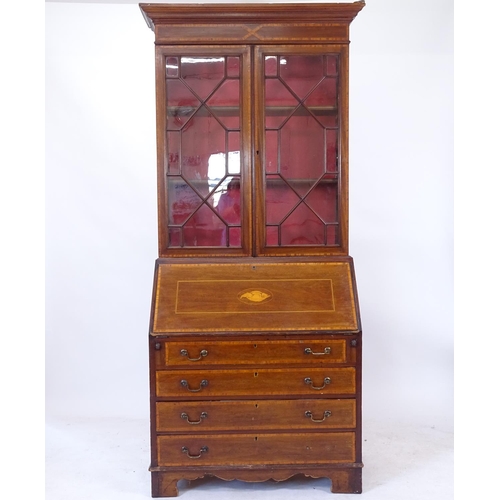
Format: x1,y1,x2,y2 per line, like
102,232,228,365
157,399,356,432
157,432,355,466
156,367,355,397
160,339,351,367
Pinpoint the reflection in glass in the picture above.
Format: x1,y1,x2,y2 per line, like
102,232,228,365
165,54,242,248
281,203,324,246
264,53,340,247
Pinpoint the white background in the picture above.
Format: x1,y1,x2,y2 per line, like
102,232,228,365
45,0,454,498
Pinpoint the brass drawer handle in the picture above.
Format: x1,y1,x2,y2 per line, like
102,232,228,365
180,348,208,361
181,412,208,424
304,376,331,390
180,379,209,392
181,446,208,459
305,410,332,422
304,347,332,356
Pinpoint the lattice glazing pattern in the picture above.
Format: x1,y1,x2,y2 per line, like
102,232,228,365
165,56,242,248
264,54,340,247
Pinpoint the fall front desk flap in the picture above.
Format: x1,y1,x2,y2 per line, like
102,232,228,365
152,261,360,334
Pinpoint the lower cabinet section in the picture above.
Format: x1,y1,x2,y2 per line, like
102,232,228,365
149,333,362,496
157,432,356,466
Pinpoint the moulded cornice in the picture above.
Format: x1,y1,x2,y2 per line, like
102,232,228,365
139,2,366,30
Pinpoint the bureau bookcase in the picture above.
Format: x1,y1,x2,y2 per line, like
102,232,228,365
139,2,365,496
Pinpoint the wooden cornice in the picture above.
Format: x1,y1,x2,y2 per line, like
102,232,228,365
139,2,366,30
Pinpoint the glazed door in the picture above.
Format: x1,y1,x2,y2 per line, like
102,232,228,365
156,46,252,256
156,45,348,257
254,45,348,256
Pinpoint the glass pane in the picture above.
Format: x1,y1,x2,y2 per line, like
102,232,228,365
266,225,279,246
326,55,338,76
227,57,240,78
207,79,240,130
305,175,338,223
213,176,241,225
266,176,300,224
166,57,179,78
183,203,226,247
166,79,200,130
264,52,339,248
326,224,339,245
279,55,324,99
181,108,226,197
265,130,278,174
180,56,224,100
227,133,241,174
326,129,338,173
168,227,182,247
265,79,297,129
165,53,242,249
167,131,180,175
167,179,203,225
304,78,338,128
280,109,324,195
265,56,278,77
228,227,241,247
281,203,325,246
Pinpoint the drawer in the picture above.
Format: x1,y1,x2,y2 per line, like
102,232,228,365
157,339,353,367
157,399,356,432
156,367,355,398
157,432,355,466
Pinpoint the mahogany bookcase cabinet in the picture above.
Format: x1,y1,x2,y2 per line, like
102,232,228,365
139,2,365,496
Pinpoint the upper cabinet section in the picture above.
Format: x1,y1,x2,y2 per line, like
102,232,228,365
140,3,365,258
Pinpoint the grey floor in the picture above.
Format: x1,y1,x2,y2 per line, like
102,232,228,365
45,415,453,499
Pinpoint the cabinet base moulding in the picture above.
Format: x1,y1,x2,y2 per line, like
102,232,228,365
150,466,362,497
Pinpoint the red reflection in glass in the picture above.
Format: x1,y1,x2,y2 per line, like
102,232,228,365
265,56,278,77
305,177,338,224
228,132,241,174
326,130,338,173
207,79,240,130
183,204,226,247
215,177,241,226
181,109,226,195
168,227,182,247
165,53,242,249
181,57,224,100
326,224,339,245
265,79,297,129
279,55,323,99
228,227,241,247
266,226,279,246
264,53,340,248
266,176,300,224
281,203,324,245
167,131,180,175
166,79,199,130
280,110,324,191
168,180,202,225
326,55,338,76
166,57,179,78
304,78,338,128
227,57,240,78
265,131,278,174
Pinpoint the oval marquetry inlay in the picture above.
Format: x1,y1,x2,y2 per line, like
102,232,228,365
238,289,273,304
